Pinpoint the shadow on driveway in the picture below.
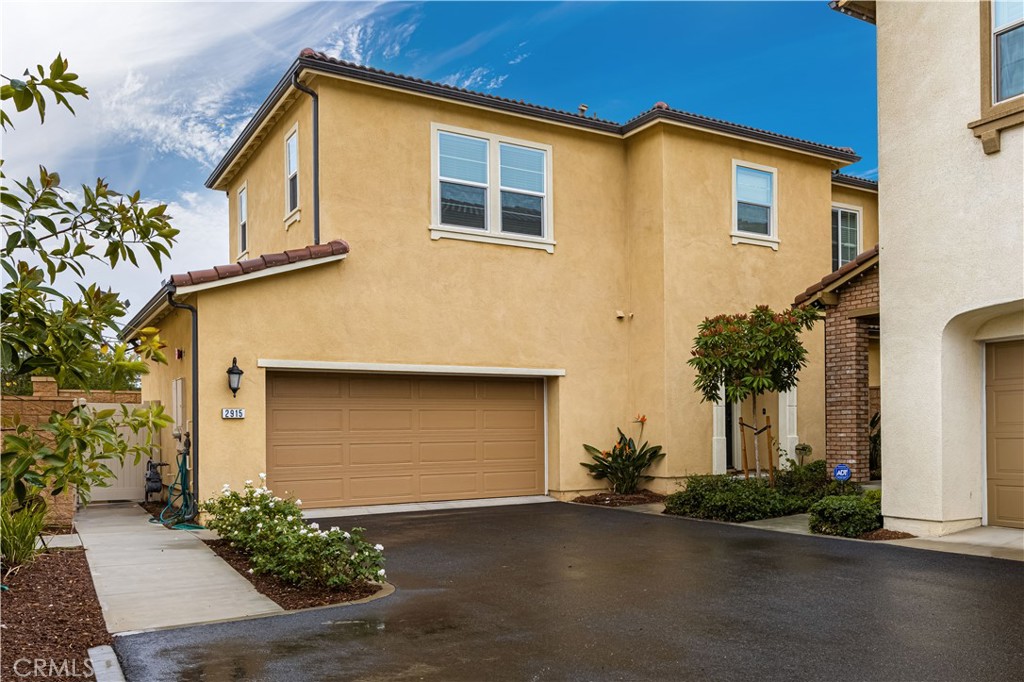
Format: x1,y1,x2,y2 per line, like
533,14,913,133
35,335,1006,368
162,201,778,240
115,502,1024,681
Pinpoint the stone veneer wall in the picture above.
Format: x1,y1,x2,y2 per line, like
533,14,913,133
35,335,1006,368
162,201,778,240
1,377,141,527
823,267,879,483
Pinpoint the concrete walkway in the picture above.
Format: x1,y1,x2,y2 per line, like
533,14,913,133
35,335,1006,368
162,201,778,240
76,503,282,634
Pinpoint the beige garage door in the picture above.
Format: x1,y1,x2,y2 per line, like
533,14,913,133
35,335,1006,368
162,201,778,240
986,340,1024,529
266,372,545,508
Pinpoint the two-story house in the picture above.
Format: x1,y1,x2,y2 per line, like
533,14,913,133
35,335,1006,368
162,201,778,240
126,49,877,509
822,0,1023,534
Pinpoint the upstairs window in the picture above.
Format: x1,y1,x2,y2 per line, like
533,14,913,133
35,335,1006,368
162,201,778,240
831,206,861,271
285,128,299,216
432,125,553,252
732,161,778,248
994,0,1024,102
238,185,248,256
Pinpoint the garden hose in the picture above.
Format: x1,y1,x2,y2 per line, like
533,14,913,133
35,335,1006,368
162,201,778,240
149,436,201,530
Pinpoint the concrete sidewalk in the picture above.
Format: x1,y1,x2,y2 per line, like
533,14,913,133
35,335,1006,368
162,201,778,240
76,503,281,634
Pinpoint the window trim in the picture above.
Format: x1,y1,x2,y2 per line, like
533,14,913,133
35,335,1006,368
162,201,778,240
430,123,555,253
731,159,779,250
831,202,863,271
284,123,301,226
969,1,1024,154
237,182,248,261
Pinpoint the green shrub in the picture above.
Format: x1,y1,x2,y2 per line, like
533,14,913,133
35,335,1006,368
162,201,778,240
202,476,386,589
808,495,882,537
863,489,882,507
775,460,862,511
665,475,803,522
582,416,665,495
1,491,48,573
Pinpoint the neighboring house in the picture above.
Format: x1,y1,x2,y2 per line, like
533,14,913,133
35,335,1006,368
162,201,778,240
827,1,1024,533
125,49,877,509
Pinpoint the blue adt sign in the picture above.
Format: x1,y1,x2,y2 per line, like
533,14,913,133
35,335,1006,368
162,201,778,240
833,464,852,482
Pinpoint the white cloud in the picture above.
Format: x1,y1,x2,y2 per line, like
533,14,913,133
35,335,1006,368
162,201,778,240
440,66,508,91
318,11,421,65
508,52,530,65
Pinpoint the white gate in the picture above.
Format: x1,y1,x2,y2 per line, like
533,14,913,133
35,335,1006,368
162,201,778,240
86,401,150,502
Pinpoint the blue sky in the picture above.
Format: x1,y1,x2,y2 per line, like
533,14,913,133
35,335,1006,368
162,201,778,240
2,1,876,316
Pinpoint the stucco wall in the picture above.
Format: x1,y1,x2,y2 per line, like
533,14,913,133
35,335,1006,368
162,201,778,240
148,71,866,502
877,1,1024,534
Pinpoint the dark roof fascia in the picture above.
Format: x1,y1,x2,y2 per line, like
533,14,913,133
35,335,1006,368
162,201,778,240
121,283,174,341
793,245,879,306
831,173,879,191
205,58,302,189
623,109,860,163
207,55,861,189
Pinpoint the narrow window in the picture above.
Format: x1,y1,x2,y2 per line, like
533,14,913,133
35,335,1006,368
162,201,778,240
438,132,488,229
994,0,1024,102
285,131,299,214
735,165,774,236
238,186,248,256
499,143,546,237
831,207,860,270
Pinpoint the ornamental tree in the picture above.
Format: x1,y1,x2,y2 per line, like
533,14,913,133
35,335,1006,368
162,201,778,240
688,305,820,478
1,55,175,504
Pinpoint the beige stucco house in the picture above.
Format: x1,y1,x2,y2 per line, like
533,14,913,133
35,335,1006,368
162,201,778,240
126,50,877,509
830,0,1023,533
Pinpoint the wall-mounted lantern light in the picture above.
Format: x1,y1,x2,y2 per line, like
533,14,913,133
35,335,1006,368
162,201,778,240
226,357,244,397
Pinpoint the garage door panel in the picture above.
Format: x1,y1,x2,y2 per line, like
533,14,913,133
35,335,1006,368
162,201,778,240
267,372,545,508
483,440,541,462
420,472,479,495
420,409,477,430
270,374,343,398
350,475,416,501
483,409,539,431
269,443,344,468
987,340,1024,529
484,470,541,494
270,408,344,432
418,379,477,400
349,442,415,466
348,377,413,400
420,441,478,463
272,477,346,507
349,409,414,431
479,380,537,401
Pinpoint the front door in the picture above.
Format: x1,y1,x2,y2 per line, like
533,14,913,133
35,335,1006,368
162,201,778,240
986,340,1024,528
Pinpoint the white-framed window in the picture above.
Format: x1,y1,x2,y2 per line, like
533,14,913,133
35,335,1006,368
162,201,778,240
237,184,248,258
994,0,1024,103
831,203,862,271
731,160,778,249
285,125,299,221
430,123,554,253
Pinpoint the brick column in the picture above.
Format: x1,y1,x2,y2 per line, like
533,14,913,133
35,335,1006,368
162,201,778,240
823,269,878,483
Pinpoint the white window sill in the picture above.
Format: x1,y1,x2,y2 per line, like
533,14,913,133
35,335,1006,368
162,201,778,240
730,231,779,250
284,209,301,229
429,225,555,253
236,250,249,262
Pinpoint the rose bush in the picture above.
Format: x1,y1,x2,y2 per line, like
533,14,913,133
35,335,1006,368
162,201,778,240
202,475,386,589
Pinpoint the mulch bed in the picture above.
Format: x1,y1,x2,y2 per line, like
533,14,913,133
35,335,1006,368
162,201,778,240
0,549,109,682
858,528,917,541
572,489,666,507
203,539,381,610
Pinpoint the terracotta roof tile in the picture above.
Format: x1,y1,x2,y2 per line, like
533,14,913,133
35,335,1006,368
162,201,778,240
831,171,879,190
169,240,349,290
794,245,879,306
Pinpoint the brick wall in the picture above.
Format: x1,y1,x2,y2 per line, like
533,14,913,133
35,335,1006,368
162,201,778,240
1,377,141,527
823,267,879,483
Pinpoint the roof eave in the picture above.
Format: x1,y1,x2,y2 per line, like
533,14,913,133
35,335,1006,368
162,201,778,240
829,0,877,25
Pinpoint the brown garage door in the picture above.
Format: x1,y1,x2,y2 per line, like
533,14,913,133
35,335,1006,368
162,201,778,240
986,340,1024,529
266,372,545,508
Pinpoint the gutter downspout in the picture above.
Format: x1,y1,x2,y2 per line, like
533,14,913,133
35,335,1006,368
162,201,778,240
292,72,320,245
166,289,199,519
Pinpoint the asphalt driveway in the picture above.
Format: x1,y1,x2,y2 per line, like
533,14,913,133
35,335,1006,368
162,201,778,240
115,503,1024,681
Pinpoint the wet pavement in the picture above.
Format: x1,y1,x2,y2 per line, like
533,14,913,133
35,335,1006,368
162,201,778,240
114,503,1024,681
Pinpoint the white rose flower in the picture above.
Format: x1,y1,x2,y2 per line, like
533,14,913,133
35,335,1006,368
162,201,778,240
343,531,351,539
330,526,340,533
374,544,384,551
309,522,319,530
257,523,263,529
295,499,302,505
377,569,386,576
258,473,267,480
248,569,254,574
245,480,253,485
